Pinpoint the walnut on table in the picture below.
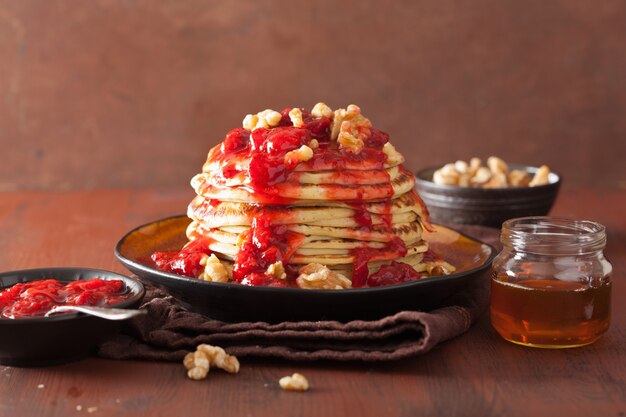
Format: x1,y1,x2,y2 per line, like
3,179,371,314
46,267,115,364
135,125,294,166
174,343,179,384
183,344,240,381
183,350,210,380
197,344,240,374
279,373,310,392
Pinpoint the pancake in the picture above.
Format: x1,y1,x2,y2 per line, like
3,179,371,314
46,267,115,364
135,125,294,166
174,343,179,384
152,103,455,289
190,167,416,203
330,253,427,278
303,211,417,228
290,241,428,265
188,190,429,229
202,166,402,188
188,203,417,229
291,165,400,185
187,220,423,245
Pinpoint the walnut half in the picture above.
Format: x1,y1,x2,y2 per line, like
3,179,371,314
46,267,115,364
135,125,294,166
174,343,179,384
199,254,230,282
331,104,372,155
279,373,310,392
242,109,282,131
284,145,314,167
183,350,210,380
197,344,240,374
183,344,240,381
296,263,352,290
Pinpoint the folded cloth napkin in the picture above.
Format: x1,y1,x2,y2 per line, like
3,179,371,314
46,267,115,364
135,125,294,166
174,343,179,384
98,225,500,362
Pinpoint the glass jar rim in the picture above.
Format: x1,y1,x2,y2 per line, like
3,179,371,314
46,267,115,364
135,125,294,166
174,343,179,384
501,216,606,255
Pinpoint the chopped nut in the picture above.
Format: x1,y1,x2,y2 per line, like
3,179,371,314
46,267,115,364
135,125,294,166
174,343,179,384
440,163,458,176
279,373,310,392
433,167,460,185
257,109,282,128
509,169,531,187
433,164,459,185
242,109,282,131
383,142,403,165
296,263,352,290
529,165,551,186
469,157,482,175
242,114,259,131
183,350,210,380
487,156,509,175
197,344,240,374
330,104,372,143
331,108,347,140
458,173,471,187
183,345,240,380
454,160,469,174
308,139,319,149
311,102,333,118
199,254,230,282
289,108,304,128
266,261,286,280
484,171,508,188
285,145,314,166
337,121,365,154
346,104,361,115
470,167,492,186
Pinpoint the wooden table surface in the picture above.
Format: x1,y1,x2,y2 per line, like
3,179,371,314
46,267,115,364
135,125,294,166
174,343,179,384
0,188,624,417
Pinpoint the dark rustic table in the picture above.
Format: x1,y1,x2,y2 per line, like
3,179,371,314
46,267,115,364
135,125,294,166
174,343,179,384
0,188,624,417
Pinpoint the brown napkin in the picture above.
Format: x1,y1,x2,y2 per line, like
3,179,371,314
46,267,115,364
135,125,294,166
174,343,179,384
98,225,500,362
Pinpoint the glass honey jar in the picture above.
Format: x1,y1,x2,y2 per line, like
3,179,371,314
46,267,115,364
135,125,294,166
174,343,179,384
490,217,612,348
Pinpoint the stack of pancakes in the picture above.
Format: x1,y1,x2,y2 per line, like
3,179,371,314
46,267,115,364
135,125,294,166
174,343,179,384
186,138,443,283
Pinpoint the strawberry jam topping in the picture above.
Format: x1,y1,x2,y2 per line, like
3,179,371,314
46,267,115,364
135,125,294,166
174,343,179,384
351,204,373,228
152,238,213,278
367,261,422,287
0,279,129,319
232,215,304,285
351,237,408,287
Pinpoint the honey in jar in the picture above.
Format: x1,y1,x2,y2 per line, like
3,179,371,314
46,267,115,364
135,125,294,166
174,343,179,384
490,217,612,348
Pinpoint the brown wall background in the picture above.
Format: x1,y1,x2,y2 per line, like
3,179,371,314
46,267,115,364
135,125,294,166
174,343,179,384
1,0,625,191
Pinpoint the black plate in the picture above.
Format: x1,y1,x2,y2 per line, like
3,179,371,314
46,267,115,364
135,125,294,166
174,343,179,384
0,268,145,367
115,216,495,323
